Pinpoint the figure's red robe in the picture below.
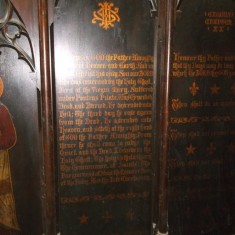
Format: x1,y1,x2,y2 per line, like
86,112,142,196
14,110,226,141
0,104,16,149
0,103,20,232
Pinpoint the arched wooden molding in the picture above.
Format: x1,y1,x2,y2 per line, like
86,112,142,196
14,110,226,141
55,0,59,7
177,0,183,10
0,0,35,71
149,0,158,17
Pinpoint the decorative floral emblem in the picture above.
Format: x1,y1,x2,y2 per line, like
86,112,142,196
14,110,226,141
189,82,199,96
92,2,120,30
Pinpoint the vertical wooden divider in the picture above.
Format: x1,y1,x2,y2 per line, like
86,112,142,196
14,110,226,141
38,0,56,234
36,0,177,234
155,0,176,234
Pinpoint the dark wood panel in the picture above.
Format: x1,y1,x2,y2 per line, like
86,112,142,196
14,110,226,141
53,1,155,234
169,1,235,234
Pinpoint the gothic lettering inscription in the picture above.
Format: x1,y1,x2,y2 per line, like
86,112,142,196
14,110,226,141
171,52,235,162
204,11,234,32
169,1,235,234
55,1,153,234
169,51,235,234
57,53,153,200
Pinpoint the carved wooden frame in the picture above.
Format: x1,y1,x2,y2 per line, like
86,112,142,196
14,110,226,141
0,0,35,71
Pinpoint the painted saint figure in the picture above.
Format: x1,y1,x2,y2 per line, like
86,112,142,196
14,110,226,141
0,77,20,234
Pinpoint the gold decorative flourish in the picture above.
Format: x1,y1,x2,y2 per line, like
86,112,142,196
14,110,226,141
206,143,216,155
231,83,235,95
92,2,120,30
186,144,196,155
79,214,89,224
189,82,199,96
210,84,220,95
171,98,186,111
228,142,235,154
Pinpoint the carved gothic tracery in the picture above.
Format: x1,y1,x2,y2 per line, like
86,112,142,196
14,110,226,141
0,0,35,71
177,0,182,10
149,0,158,17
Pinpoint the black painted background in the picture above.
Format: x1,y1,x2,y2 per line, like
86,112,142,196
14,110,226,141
54,1,154,235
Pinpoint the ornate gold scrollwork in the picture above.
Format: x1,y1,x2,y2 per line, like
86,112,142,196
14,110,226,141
0,0,35,71
92,2,120,30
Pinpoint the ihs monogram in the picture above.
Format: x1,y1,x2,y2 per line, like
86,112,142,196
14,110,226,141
92,2,120,30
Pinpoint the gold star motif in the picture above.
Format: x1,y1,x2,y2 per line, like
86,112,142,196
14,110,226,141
231,83,235,95
186,144,196,155
228,142,235,154
189,82,199,96
206,143,216,155
210,84,220,95
79,214,89,224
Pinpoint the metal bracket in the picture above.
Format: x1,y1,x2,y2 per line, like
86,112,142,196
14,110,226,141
0,0,35,71
149,0,158,17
